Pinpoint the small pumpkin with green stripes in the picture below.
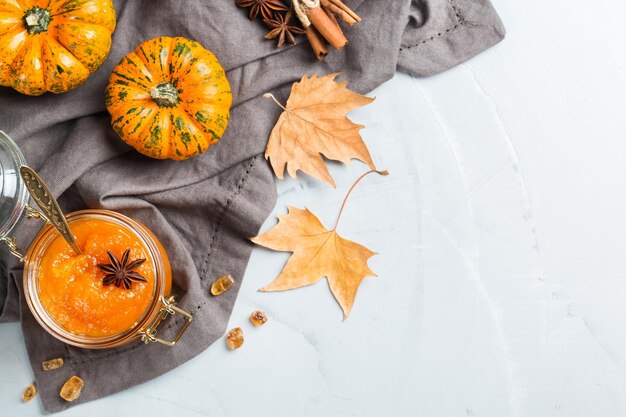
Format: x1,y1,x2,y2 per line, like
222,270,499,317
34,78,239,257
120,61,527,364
105,36,232,160
0,0,116,95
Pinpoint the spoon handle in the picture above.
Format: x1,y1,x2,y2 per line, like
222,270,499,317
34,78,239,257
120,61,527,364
19,166,82,255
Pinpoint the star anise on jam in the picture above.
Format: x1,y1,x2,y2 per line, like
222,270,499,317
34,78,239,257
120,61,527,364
97,249,148,289
264,11,305,48
235,0,288,21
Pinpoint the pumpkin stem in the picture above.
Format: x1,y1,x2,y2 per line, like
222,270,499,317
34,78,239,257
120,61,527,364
150,82,180,107
23,7,51,35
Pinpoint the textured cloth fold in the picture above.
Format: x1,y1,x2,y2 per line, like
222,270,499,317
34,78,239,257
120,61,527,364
0,0,504,412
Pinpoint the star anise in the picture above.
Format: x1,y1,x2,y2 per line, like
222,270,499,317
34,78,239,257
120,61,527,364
235,0,288,21
264,11,305,48
97,249,148,289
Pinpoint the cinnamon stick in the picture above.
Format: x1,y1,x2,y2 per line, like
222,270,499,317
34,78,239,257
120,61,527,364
321,0,358,25
307,6,347,49
306,26,329,61
324,7,342,33
326,0,361,23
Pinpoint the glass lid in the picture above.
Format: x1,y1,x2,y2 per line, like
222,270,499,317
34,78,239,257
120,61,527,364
0,130,28,239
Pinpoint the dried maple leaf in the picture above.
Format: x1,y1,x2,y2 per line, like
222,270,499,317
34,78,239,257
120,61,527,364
251,170,388,319
264,73,376,187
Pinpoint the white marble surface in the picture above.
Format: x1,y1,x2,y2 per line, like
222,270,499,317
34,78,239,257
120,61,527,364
4,0,626,415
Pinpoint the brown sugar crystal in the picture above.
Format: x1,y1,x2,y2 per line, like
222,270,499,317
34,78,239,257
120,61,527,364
42,358,64,371
249,310,268,327
60,376,84,402
211,274,234,296
22,384,36,402
226,327,244,349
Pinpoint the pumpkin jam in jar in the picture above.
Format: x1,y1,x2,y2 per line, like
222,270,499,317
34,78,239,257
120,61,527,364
38,217,157,338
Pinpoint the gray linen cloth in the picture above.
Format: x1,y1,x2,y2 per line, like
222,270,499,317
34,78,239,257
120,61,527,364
0,0,504,412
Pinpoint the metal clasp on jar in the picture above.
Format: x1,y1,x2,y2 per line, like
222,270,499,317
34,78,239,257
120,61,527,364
139,295,193,346
1,204,50,262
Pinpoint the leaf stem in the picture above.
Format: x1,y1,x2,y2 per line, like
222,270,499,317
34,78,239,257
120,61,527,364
333,169,389,231
263,93,287,111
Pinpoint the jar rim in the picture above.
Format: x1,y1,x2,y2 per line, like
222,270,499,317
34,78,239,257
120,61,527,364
23,209,166,348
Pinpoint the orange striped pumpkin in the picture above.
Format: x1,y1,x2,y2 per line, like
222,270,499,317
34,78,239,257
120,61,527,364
105,36,232,160
0,0,116,95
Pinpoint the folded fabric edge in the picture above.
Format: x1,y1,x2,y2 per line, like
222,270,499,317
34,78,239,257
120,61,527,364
0,260,20,322
397,0,506,77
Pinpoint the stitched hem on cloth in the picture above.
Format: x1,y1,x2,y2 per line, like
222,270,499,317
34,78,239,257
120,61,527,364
400,0,464,52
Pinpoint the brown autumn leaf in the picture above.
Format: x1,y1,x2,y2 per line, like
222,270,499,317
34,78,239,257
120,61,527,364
264,73,376,187
251,170,388,319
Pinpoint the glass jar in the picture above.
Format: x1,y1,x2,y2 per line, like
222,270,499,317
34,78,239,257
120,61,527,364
0,130,28,250
0,131,192,348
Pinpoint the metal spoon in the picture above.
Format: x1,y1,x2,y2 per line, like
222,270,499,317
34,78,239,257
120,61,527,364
19,166,82,255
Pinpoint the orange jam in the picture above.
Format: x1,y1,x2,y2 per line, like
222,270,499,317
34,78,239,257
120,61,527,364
38,218,156,338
